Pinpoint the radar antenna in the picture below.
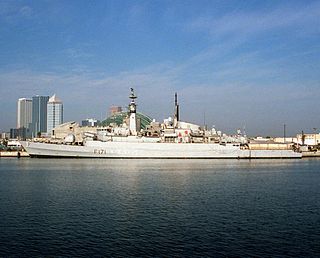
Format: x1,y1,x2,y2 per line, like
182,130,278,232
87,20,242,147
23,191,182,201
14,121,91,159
130,88,137,99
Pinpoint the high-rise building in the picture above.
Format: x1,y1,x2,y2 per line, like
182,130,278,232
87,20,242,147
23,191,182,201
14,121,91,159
17,98,32,129
10,127,30,140
32,95,49,137
47,94,63,135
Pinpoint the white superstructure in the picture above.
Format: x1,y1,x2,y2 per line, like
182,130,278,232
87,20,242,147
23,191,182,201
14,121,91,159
128,88,137,136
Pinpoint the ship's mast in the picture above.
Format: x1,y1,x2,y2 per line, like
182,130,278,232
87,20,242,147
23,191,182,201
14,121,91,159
128,88,137,135
173,92,179,128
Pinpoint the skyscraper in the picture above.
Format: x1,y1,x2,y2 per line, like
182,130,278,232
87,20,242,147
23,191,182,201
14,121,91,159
32,95,49,137
47,94,63,135
17,98,32,129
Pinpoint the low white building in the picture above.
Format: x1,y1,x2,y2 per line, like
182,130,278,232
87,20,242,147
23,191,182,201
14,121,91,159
296,133,320,146
273,137,297,144
7,140,22,148
274,133,320,146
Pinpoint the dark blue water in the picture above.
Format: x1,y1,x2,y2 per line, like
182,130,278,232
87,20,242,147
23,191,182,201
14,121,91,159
1,158,320,257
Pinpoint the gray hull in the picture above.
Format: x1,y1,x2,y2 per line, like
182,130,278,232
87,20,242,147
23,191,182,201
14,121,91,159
21,141,302,159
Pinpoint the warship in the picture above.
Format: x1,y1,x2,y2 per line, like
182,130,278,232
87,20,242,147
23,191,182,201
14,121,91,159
21,89,302,159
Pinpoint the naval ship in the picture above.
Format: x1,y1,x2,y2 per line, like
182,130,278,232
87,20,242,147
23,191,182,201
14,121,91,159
21,89,302,159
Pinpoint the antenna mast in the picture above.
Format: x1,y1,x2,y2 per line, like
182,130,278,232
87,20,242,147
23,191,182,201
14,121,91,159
174,92,179,128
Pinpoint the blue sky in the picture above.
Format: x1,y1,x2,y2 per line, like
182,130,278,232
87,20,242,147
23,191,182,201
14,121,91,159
0,0,319,136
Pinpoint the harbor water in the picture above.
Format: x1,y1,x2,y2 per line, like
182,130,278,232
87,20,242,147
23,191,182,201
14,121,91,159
1,158,319,257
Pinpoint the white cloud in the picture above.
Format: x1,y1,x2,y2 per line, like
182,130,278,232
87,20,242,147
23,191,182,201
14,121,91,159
19,6,33,17
1,1,319,134
0,2,33,22
1,55,319,135
189,2,320,38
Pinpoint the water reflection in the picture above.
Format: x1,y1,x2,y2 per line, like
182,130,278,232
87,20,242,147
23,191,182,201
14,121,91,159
0,158,319,257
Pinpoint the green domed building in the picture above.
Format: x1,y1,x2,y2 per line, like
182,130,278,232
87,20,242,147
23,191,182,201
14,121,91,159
100,111,153,130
